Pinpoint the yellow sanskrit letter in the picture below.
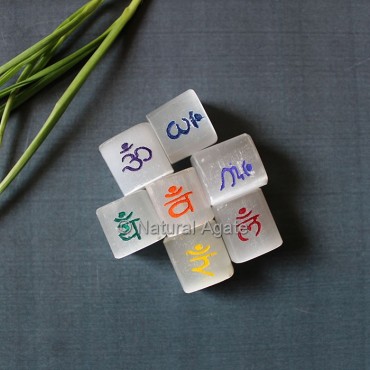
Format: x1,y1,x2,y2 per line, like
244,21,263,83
186,244,217,276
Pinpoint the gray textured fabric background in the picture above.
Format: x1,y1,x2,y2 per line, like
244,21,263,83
0,1,369,369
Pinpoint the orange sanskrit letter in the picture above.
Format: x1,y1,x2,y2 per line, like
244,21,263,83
164,185,194,218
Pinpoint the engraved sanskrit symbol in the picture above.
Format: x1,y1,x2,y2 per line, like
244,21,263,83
166,111,204,139
120,142,152,172
220,160,254,191
236,207,262,242
114,211,141,241
186,244,217,276
164,185,194,218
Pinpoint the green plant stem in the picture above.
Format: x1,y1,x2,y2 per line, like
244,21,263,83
0,46,52,87
0,0,142,194
0,2,104,144
0,19,117,119
0,0,104,78
0,64,34,143
29,0,105,73
0,22,115,101
0,49,96,114
0,39,105,115
0,1,97,87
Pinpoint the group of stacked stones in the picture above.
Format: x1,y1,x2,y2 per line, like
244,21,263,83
97,90,282,293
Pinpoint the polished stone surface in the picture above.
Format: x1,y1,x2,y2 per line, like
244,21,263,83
147,89,217,163
99,122,173,195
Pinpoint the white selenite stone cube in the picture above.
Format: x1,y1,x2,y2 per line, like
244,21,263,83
164,221,234,293
213,188,282,263
96,190,165,259
191,134,268,205
146,168,214,236
99,122,173,195
146,89,217,163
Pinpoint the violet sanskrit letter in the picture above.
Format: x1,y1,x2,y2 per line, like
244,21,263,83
120,142,153,172
166,111,204,140
220,160,254,191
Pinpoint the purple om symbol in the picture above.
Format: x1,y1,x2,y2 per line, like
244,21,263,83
120,142,153,172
